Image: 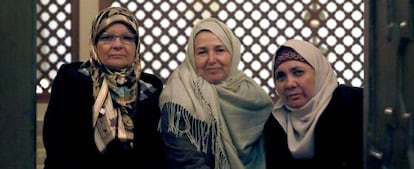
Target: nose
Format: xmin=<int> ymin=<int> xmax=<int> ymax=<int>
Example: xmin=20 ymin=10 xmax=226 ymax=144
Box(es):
xmin=206 ymin=52 xmax=217 ymax=64
xmin=112 ymin=37 xmax=123 ymax=48
xmin=285 ymin=76 xmax=297 ymax=89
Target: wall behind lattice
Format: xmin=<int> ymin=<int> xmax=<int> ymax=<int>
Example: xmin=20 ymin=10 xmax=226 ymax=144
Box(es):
xmin=110 ymin=0 xmax=364 ymax=98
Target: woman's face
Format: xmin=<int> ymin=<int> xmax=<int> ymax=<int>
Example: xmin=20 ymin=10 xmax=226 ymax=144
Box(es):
xmin=194 ymin=31 xmax=232 ymax=84
xmin=96 ymin=23 xmax=137 ymax=70
xmin=274 ymin=60 xmax=315 ymax=108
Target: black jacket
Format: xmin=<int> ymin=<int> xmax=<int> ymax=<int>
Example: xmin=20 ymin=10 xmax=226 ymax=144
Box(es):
xmin=43 ymin=62 xmax=167 ymax=169
xmin=264 ymin=85 xmax=363 ymax=169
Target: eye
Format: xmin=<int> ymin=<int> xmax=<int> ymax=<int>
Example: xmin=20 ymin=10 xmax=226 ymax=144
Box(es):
xmin=99 ymin=34 xmax=115 ymax=41
xmin=275 ymin=72 xmax=286 ymax=81
xmin=121 ymin=34 xmax=136 ymax=43
xmin=215 ymin=46 xmax=226 ymax=53
xmin=292 ymin=69 xmax=304 ymax=76
xmin=196 ymin=48 xmax=207 ymax=55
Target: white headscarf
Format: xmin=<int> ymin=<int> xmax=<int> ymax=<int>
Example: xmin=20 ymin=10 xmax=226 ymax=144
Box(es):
xmin=159 ymin=18 xmax=273 ymax=169
xmin=271 ymin=39 xmax=338 ymax=158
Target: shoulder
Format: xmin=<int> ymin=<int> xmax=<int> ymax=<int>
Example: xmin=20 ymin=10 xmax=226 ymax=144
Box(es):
xmin=335 ymin=84 xmax=363 ymax=94
xmin=56 ymin=62 xmax=88 ymax=78
xmin=325 ymin=84 xmax=363 ymax=117
xmin=318 ymin=84 xmax=363 ymax=131
xmin=54 ymin=62 xmax=90 ymax=83
xmin=58 ymin=62 xmax=83 ymax=72
xmin=332 ymin=84 xmax=363 ymax=103
xmin=140 ymin=72 xmax=163 ymax=91
xmin=321 ymin=84 xmax=363 ymax=119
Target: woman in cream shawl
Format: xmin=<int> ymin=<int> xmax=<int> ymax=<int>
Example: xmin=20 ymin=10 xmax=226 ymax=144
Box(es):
xmin=264 ymin=39 xmax=363 ymax=169
xmin=159 ymin=18 xmax=273 ymax=169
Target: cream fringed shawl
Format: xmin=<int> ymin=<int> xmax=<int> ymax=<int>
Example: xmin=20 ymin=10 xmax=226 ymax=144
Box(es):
xmin=159 ymin=18 xmax=273 ymax=169
xmin=271 ymin=39 xmax=338 ymax=159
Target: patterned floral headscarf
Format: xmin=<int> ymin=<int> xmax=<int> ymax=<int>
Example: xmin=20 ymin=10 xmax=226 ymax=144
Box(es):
xmin=79 ymin=6 xmax=141 ymax=152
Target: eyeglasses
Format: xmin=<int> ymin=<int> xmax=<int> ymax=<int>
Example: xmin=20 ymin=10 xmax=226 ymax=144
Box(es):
xmin=98 ymin=33 xmax=137 ymax=44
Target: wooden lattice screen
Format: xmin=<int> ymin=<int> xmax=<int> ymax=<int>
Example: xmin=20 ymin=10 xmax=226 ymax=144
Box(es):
xmin=36 ymin=0 xmax=364 ymax=101
xmin=36 ymin=0 xmax=79 ymax=102
xmin=106 ymin=0 xmax=365 ymax=99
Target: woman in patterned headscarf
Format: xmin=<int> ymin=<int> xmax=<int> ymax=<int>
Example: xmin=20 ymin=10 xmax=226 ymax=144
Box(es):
xmin=264 ymin=39 xmax=363 ymax=169
xmin=159 ymin=18 xmax=273 ymax=169
xmin=43 ymin=7 xmax=166 ymax=169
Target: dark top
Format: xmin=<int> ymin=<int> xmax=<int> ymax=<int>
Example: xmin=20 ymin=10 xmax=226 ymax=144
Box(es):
xmin=42 ymin=62 xmax=167 ymax=169
xmin=264 ymin=85 xmax=363 ymax=169
xmin=160 ymin=104 xmax=214 ymax=169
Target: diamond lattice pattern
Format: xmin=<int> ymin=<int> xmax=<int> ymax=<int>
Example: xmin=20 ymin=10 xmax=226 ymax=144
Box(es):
xmin=111 ymin=0 xmax=364 ymax=98
xmin=36 ymin=0 xmax=364 ymax=100
xmin=36 ymin=0 xmax=74 ymax=100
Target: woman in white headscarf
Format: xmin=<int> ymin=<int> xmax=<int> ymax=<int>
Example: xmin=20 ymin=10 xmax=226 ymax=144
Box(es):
xmin=159 ymin=18 xmax=273 ymax=169
xmin=42 ymin=7 xmax=166 ymax=169
xmin=264 ymin=39 xmax=363 ymax=169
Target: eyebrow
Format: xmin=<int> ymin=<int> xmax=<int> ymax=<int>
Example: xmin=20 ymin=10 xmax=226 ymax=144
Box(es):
xmin=101 ymin=32 xmax=135 ymax=35
xmin=275 ymin=65 xmax=304 ymax=72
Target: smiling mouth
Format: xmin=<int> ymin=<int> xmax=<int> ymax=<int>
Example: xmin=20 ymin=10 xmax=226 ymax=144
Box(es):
xmin=206 ymin=68 xmax=221 ymax=72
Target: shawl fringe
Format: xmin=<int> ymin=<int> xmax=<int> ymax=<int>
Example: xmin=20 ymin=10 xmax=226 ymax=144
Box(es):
xmin=161 ymin=102 xmax=230 ymax=169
